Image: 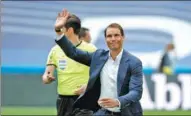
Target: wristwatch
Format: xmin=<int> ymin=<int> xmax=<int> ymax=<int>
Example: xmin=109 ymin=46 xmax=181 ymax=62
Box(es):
xmin=55 ymin=28 xmax=62 ymax=32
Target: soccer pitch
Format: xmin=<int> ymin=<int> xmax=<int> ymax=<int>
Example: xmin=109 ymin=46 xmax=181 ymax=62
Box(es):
xmin=1 ymin=107 xmax=191 ymax=115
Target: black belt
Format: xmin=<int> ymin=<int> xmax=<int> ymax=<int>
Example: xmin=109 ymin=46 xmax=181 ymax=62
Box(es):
xmin=58 ymin=94 xmax=79 ymax=98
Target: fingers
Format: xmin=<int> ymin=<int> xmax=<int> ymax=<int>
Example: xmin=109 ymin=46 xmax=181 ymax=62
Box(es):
xmin=98 ymin=101 xmax=112 ymax=108
xmin=47 ymin=72 xmax=55 ymax=81
xmin=98 ymin=102 xmax=115 ymax=108
xmin=75 ymin=86 xmax=82 ymax=93
xmin=62 ymin=9 xmax=67 ymax=16
xmin=98 ymin=98 xmax=110 ymax=101
xmin=60 ymin=10 xmax=65 ymax=17
xmin=56 ymin=9 xmax=70 ymax=22
xmin=42 ymin=76 xmax=54 ymax=84
xmin=74 ymin=86 xmax=85 ymax=95
xmin=62 ymin=9 xmax=68 ymax=16
xmin=74 ymin=90 xmax=81 ymax=95
xmin=74 ymin=90 xmax=79 ymax=95
xmin=98 ymin=99 xmax=109 ymax=106
xmin=48 ymin=76 xmax=55 ymax=81
xmin=55 ymin=8 xmax=70 ymax=30
xmin=60 ymin=9 xmax=70 ymax=17
xmin=58 ymin=13 xmax=61 ymax=17
xmin=98 ymin=98 xmax=117 ymax=108
xmin=56 ymin=13 xmax=61 ymax=20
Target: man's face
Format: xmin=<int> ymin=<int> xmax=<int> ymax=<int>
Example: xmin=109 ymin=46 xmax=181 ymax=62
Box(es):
xmin=105 ymin=27 xmax=124 ymax=51
xmin=62 ymin=27 xmax=72 ymax=38
xmin=84 ymin=31 xmax=91 ymax=43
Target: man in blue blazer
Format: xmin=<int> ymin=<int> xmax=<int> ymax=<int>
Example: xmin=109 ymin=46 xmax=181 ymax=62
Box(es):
xmin=54 ymin=9 xmax=143 ymax=116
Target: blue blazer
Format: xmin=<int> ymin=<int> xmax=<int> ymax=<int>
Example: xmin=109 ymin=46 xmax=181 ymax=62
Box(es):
xmin=56 ymin=36 xmax=143 ymax=116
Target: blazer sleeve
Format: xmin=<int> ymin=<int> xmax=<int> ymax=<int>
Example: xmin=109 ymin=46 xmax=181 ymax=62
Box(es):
xmin=55 ymin=35 xmax=94 ymax=66
xmin=118 ymin=60 xmax=143 ymax=109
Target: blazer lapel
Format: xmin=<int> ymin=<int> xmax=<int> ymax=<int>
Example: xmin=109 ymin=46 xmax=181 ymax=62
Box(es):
xmin=117 ymin=50 xmax=129 ymax=95
xmin=86 ymin=52 xmax=109 ymax=91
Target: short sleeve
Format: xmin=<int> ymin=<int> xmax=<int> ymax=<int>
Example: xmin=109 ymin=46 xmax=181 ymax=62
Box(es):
xmin=46 ymin=48 xmax=57 ymax=67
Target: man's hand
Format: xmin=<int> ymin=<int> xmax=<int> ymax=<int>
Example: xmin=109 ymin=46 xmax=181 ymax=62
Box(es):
xmin=74 ymin=84 xmax=87 ymax=95
xmin=55 ymin=9 xmax=70 ymax=30
xmin=98 ymin=98 xmax=119 ymax=108
xmin=42 ymin=72 xmax=55 ymax=84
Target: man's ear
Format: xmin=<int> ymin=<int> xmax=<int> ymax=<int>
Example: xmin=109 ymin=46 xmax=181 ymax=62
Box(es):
xmin=68 ymin=27 xmax=74 ymax=34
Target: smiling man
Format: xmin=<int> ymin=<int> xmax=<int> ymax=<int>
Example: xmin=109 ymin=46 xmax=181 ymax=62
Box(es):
xmin=55 ymin=9 xmax=143 ymax=116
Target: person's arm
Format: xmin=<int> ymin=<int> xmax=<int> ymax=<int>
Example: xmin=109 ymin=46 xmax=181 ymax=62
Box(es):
xmin=54 ymin=9 xmax=94 ymax=66
xmin=42 ymin=65 xmax=56 ymax=84
xmin=118 ymin=60 xmax=143 ymax=109
xmin=56 ymin=35 xmax=94 ymax=66
xmin=42 ymin=47 xmax=57 ymax=84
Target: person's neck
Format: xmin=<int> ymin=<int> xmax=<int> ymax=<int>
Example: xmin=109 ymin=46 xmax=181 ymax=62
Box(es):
xmin=110 ymin=48 xmax=122 ymax=60
xmin=69 ymin=35 xmax=81 ymax=46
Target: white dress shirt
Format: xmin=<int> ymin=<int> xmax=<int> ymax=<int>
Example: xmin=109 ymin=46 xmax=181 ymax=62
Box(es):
xmin=99 ymin=49 xmax=123 ymax=112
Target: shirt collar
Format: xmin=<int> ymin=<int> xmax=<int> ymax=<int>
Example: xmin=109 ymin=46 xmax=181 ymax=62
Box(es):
xmin=75 ymin=40 xmax=82 ymax=47
xmin=109 ymin=49 xmax=123 ymax=64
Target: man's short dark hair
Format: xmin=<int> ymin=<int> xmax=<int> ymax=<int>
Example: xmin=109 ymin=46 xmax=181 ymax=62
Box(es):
xmin=65 ymin=14 xmax=81 ymax=35
xmin=104 ymin=23 xmax=124 ymax=37
xmin=79 ymin=27 xmax=89 ymax=39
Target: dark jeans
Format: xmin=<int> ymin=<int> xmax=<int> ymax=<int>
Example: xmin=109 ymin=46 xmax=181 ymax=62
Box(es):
xmin=56 ymin=95 xmax=79 ymax=116
xmin=93 ymin=108 xmax=121 ymax=116
xmin=72 ymin=108 xmax=142 ymax=116
xmin=71 ymin=108 xmax=94 ymax=116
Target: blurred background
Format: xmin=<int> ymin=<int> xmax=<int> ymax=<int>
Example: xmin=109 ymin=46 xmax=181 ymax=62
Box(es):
xmin=1 ymin=1 xmax=191 ymax=115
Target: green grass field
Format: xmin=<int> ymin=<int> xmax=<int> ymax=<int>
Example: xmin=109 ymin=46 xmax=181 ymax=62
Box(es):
xmin=1 ymin=107 xmax=191 ymax=115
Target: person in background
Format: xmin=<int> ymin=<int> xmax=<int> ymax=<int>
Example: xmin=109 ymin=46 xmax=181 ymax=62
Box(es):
xmin=78 ymin=27 xmax=96 ymax=53
xmin=79 ymin=27 xmax=92 ymax=43
xmin=42 ymin=13 xmax=96 ymax=116
xmin=159 ymin=43 xmax=177 ymax=75
xmin=54 ymin=9 xmax=143 ymax=116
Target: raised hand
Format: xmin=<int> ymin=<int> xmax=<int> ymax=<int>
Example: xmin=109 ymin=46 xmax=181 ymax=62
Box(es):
xmin=55 ymin=9 xmax=70 ymax=30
